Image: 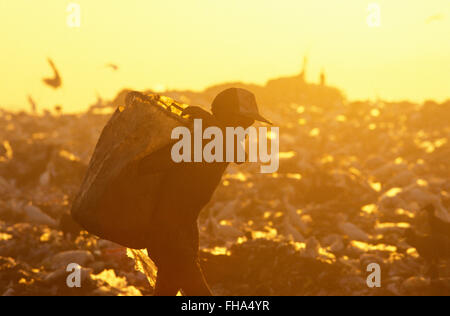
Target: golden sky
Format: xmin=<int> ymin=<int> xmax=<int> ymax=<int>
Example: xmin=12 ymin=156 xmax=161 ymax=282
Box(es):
xmin=1 ymin=0 xmax=449 ymax=112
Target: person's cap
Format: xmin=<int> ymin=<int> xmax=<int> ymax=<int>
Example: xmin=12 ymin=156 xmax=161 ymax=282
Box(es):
xmin=212 ymin=88 xmax=272 ymax=124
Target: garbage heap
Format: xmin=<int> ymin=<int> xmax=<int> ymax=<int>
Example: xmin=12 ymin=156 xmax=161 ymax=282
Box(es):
xmin=0 ymin=96 xmax=449 ymax=296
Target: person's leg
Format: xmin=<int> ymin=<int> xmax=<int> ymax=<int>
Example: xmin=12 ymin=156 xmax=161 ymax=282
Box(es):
xmin=179 ymin=260 xmax=212 ymax=296
xmin=148 ymin=211 xmax=212 ymax=296
xmin=149 ymin=245 xmax=212 ymax=296
xmin=179 ymin=223 xmax=212 ymax=296
xmin=153 ymin=264 xmax=181 ymax=296
xmin=152 ymin=256 xmax=211 ymax=296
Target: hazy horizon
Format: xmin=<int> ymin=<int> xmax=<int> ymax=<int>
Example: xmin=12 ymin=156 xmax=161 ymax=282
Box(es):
xmin=1 ymin=0 xmax=450 ymax=111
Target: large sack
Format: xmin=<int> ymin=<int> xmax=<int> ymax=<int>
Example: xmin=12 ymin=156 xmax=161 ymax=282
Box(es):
xmin=71 ymin=92 xmax=191 ymax=249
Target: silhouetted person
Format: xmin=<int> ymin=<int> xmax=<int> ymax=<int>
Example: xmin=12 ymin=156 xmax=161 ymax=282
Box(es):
xmin=55 ymin=105 xmax=62 ymax=114
xmin=42 ymin=58 xmax=62 ymax=89
xmin=299 ymin=55 xmax=308 ymax=81
xmin=320 ymin=69 xmax=326 ymax=86
xmin=138 ymin=88 xmax=270 ymax=295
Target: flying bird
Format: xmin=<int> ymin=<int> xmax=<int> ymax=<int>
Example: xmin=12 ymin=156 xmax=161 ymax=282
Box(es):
xmin=42 ymin=58 xmax=62 ymax=89
xmin=27 ymin=95 xmax=37 ymax=113
xmin=106 ymin=63 xmax=119 ymax=71
xmin=425 ymin=14 xmax=444 ymax=24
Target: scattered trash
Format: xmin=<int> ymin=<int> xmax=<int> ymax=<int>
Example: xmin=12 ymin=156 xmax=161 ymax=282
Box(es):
xmin=1 ymin=81 xmax=449 ymax=295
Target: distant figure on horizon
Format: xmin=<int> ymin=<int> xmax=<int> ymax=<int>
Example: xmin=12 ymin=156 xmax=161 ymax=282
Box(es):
xmin=42 ymin=58 xmax=62 ymax=89
xmin=299 ymin=55 xmax=308 ymax=81
xmin=54 ymin=105 xmax=63 ymax=114
xmin=320 ymin=69 xmax=326 ymax=86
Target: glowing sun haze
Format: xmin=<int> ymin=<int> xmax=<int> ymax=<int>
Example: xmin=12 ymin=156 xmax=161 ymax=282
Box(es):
xmin=1 ymin=0 xmax=449 ymax=111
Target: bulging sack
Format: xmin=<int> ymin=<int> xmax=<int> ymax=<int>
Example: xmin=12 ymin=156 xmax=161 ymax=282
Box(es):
xmin=71 ymin=92 xmax=191 ymax=249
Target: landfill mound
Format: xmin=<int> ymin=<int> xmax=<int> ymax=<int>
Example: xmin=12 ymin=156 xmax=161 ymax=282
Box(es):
xmin=1 ymin=92 xmax=450 ymax=296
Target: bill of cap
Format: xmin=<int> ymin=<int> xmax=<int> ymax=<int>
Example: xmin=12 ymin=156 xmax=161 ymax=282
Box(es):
xmin=242 ymin=112 xmax=273 ymax=125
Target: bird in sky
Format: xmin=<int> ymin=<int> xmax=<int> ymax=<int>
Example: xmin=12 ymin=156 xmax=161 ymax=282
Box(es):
xmin=42 ymin=58 xmax=62 ymax=89
xmin=425 ymin=14 xmax=444 ymax=24
xmin=27 ymin=95 xmax=37 ymax=113
xmin=105 ymin=63 xmax=119 ymax=71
